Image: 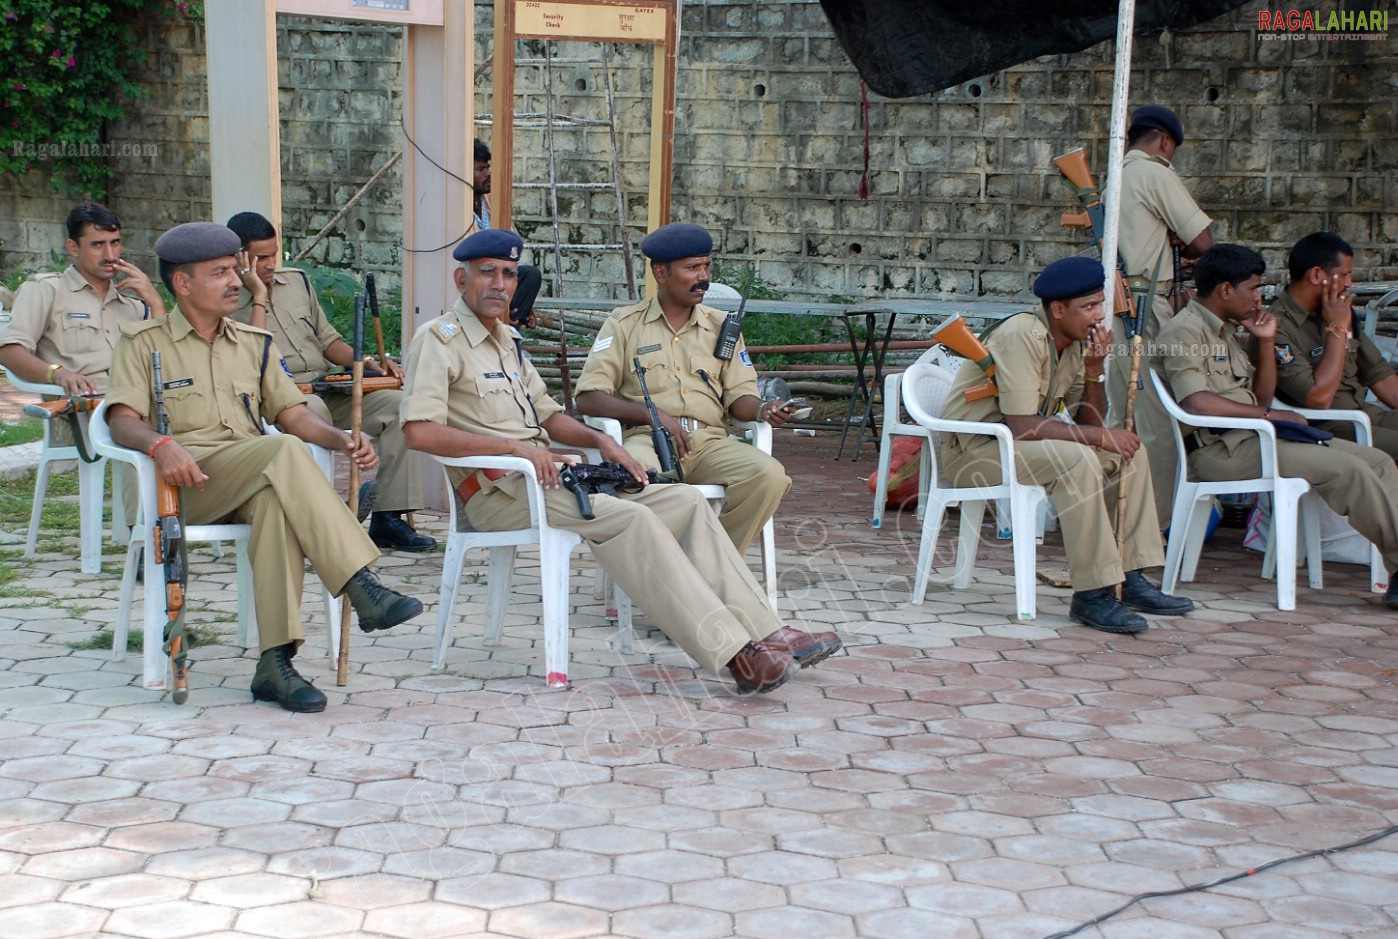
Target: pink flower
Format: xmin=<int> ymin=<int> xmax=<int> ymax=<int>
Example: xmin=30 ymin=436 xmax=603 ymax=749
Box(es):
xmin=12 ymin=83 xmax=25 ymax=90
xmin=66 ymin=58 xmax=75 ymax=68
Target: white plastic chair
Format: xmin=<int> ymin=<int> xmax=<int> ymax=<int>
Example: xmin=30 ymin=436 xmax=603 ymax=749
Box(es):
xmin=431 ymin=454 xmax=631 ymax=688
xmin=583 ymin=415 xmax=778 ymax=608
xmin=1265 ymin=399 xmax=1385 ymax=594
xmin=871 ymin=346 xmax=949 ymax=529
xmin=901 ymin=360 xmax=1049 ymax=619
xmin=5 ymin=368 xmax=123 ymax=574
xmin=1151 ymin=370 xmax=1321 ymax=611
xmin=90 ymin=401 xmax=342 ymax=693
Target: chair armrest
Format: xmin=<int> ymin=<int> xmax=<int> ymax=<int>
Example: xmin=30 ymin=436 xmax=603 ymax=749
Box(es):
xmin=581 ymin=414 xmax=624 ymax=445
xmin=1268 ymin=399 xmax=1372 ymax=447
xmin=3 ymin=367 xmax=63 ymax=398
xmin=727 ymin=418 xmax=772 ymax=454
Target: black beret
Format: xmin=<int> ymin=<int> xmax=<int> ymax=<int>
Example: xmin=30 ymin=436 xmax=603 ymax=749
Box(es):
xmin=640 ymin=223 xmax=712 ymax=263
xmin=153 ymin=223 xmax=243 ymax=264
xmin=1033 ymin=256 xmax=1106 ymax=302
xmin=1130 ymin=104 xmax=1184 ymax=146
xmin=453 ymin=229 xmax=524 ymax=263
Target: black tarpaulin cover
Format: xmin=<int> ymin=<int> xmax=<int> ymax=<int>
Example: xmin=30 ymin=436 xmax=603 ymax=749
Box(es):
xmin=817 ymin=0 xmax=1252 ymax=98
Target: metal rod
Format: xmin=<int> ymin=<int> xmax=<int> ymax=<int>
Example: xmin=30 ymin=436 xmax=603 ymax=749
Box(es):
xmin=601 ymin=43 xmax=639 ymax=301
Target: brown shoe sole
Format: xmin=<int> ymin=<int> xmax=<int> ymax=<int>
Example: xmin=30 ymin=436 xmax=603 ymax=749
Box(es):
xmin=732 ymin=660 xmax=799 ymax=695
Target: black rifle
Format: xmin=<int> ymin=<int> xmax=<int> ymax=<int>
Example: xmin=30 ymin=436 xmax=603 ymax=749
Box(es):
xmin=151 ymin=351 xmax=190 ymax=704
xmin=559 ymin=462 xmax=660 ymax=520
xmin=713 ymin=268 xmax=753 ymax=360
xmin=632 ymin=357 xmax=683 ymax=482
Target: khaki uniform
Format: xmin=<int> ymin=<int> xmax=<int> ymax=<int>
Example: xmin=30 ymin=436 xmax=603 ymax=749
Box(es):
xmin=1 ymin=266 xmax=149 ymax=500
xmin=234 ymin=269 xmax=422 ymax=513
xmin=400 ymin=298 xmax=782 ymax=674
xmin=1156 ymin=301 xmax=1398 ymax=572
xmin=1110 ymin=149 xmax=1213 ymax=529
xmin=106 ymin=306 xmax=379 ymax=653
xmin=941 ymin=311 xmax=1163 ymax=592
xmin=1269 ymin=290 xmax=1398 ymax=460
xmin=575 ymin=296 xmax=790 ymax=554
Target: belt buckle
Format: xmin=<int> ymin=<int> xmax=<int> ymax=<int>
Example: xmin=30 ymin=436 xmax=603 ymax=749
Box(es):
xmin=680 ymin=417 xmax=696 ymax=433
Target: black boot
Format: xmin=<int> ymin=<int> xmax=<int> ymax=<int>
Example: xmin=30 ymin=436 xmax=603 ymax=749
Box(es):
xmin=369 ymin=512 xmax=437 ymax=553
xmin=251 ymin=644 xmax=327 ymax=713
xmin=356 ymin=480 xmax=377 ymax=523
xmin=1384 ymin=571 xmax=1398 ymax=608
xmin=1069 ymin=587 xmax=1149 ymax=634
xmin=344 ymin=566 xmax=424 ymax=633
xmin=1121 ymin=570 xmax=1194 ymax=615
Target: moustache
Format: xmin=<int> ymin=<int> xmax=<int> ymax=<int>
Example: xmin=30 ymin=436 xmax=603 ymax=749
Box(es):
xmin=691 ymin=280 xmax=710 ymax=293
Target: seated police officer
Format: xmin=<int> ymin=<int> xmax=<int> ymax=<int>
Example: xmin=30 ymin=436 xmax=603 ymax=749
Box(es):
xmin=225 ymin=211 xmax=435 ymax=553
xmin=105 ymin=222 xmax=424 ymax=712
xmin=400 ymin=229 xmax=841 ymax=694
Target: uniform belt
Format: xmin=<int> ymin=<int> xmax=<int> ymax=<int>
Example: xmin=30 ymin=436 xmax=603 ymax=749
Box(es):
xmin=678 ymin=417 xmax=706 ymax=433
xmin=1183 ymin=429 xmax=1218 ymax=455
xmin=1126 ymin=275 xmax=1175 ymax=296
xmin=455 ymin=468 xmax=509 ymax=505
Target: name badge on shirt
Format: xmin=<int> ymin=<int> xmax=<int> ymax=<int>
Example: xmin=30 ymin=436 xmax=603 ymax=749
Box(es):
xmin=482 ymin=371 xmax=506 ymax=380
xmin=636 ymin=343 xmax=662 ymax=355
xmin=163 ymin=378 xmax=194 ymax=390
xmin=1309 ymin=346 xmax=1325 ymax=359
xmin=65 ymin=312 xmax=91 ymax=319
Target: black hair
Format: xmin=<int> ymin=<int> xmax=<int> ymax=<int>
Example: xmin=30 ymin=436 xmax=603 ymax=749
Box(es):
xmin=66 ymin=202 xmax=120 ymax=242
xmin=226 ymin=211 xmax=278 ymax=247
xmin=157 ymin=260 xmax=194 ymax=296
xmin=474 ymin=139 xmax=491 ymax=163
xmin=1194 ymin=244 xmax=1266 ymax=297
xmin=1127 ymin=125 xmax=1165 ymax=147
xmin=1287 ymin=232 xmax=1352 ymax=283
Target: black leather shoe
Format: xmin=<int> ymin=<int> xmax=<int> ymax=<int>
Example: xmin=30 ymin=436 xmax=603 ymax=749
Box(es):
xmin=1384 ymin=571 xmax=1398 ymax=608
xmin=356 ymin=481 xmax=377 ymax=523
xmin=369 ymin=512 xmax=437 ymax=553
xmin=344 ymin=566 xmax=424 ymax=633
xmin=1121 ymin=570 xmax=1194 ymax=616
xmin=1069 ymin=588 xmax=1149 ymax=635
xmin=251 ymin=644 xmax=327 ymax=713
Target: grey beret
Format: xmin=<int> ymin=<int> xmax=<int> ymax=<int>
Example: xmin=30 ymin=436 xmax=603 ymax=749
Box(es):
xmin=154 ymin=222 xmax=243 ymax=264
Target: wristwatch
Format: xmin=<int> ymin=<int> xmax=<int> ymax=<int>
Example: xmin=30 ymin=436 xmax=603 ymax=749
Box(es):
xmin=1085 ymin=372 xmax=1106 ymax=383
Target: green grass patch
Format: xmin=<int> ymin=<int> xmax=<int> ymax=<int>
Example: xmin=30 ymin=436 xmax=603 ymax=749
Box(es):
xmin=0 ymin=465 xmax=84 ymax=530
xmin=67 ymin=623 xmax=226 ymax=653
xmin=0 ymin=420 xmax=46 ymax=448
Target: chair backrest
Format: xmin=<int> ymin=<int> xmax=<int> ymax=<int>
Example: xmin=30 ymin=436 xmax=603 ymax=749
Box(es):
xmin=922 ymin=344 xmax=962 ymax=376
xmin=1148 ymin=368 xmax=1194 ymax=483
xmin=902 ymin=360 xmax=956 ymax=429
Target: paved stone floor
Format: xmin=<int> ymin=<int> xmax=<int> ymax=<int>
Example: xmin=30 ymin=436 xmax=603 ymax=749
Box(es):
xmin=0 ymin=420 xmax=1394 ymax=938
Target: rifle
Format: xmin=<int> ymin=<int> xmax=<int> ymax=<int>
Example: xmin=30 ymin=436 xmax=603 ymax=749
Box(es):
xmin=151 ymin=351 xmax=190 ymax=705
xmin=632 ymin=357 xmax=683 ymax=482
xmin=22 ymin=394 xmax=102 ymax=420
xmin=364 ymin=272 xmax=402 ymax=390
xmin=930 ymin=314 xmax=1000 ymax=402
xmin=713 ymin=268 xmax=753 ymax=360
xmin=337 ymin=292 xmax=367 ymax=686
xmin=559 ymin=461 xmax=658 ymax=520
xmin=298 ymin=374 xmax=401 ymax=396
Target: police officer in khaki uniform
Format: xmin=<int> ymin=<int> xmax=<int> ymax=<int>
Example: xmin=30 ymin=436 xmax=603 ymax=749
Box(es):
xmin=400 ymin=229 xmax=841 ymax=694
xmin=224 ymin=212 xmax=434 ymax=553
xmin=105 ymin=222 xmax=424 ymax=712
xmin=1155 ymin=244 xmax=1398 ymax=608
xmin=941 ymin=256 xmax=1193 ymax=634
xmin=1110 ymin=105 xmax=1215 ymax=530
xmin=1269 ymin=232 xmax=1398 ymax=460
xmin=0 ymin=202 xmax=164 ymax=394
xmin=574 ymin=223 xmax=793 ymax=556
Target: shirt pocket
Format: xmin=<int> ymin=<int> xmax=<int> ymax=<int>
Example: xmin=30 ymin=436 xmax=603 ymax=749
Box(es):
xmin=158 ymin=385 xmax=206 ymax=437
xmin=472 ymin=375 xmax=518 ymax=424
xmin=232 ymin=379 xmax=265 ymax=432
xmin=58 ymin=313 xmax=103 ymax=355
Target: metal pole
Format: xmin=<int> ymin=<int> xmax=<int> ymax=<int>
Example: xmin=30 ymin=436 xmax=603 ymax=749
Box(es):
xmin=1100 ymin=0 xmax=1137 ymax=319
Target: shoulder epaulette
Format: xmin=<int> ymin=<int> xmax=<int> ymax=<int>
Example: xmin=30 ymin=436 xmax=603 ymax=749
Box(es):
xmin=432 ymin=318 xmax=461 ymax=344
xmin=122 ymin=318 xmax=165 ymax=337
xmin=227 ymin=319 xmax=273 ymax=339
xmin=608 ymin=302 xmax=646 ymax=322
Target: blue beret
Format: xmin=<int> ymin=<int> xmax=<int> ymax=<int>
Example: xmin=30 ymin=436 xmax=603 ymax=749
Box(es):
xmin=1130 ymin=104 xmax=1184 ymax=146
xmin=454 ymin=229 xmax=524 ymax=263
xmin=1033 ymin=257 xmax=1106 ymax=302
xmin=640 ymin=223 xmax=712 ymax=263
xmin=153 ymin=223 xmax=243 ymax=264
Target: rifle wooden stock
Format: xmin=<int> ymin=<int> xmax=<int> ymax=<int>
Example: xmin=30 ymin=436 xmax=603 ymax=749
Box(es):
xmin=22 ymin=395 xmax=102 ymax=420
xmin=151 ymin=351 xmax=189 ymax=705
xmin=930 ymin=314 xmax=998 ymax=402
xmin=298 ymin=375 xmax=401 ymax=395
xmin=1060 ymin=211 xmax=1090 ymax=229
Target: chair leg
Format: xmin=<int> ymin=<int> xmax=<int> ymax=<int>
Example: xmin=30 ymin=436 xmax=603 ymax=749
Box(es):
xmin=77 ymin=456 xmax=106 ymax=574
xmin=1300 ymin=495 xmax=1324 ymax=591
xmin=323 ymin=588 xmax=342 ymax=667
xmin=483 ymin=547 xmax=517 ymax=645
xmin=872 ymin=431 xmax=895 ymax=528
xmin=1008 ymin=491 xmax=1041 ymax=620
xmin=1178 ymin=496 xmax=1216 ymax=584
xmin=614 ymin=584 xmax=634 ymax=654
xmin=141 ymin=534 xmax=167 ymax=691
xmin=234 ymin=542 xmax=256 ymax=649
xmin=1162 ymin=489 xmax=1200 ymax=595
xmin=433 ymin=534 xmax=472 ymax=670
xmin=911 ymin=501 xmax=951 ymax=605
xmin=25 ymin=454 xmax=52 ymax=558
xmin=1371 ymin=544 xmax=1387 ymax=594
xmin=1273 ymin=481 xmax=1308 ymax=611
xmin=538 ymin=533 xmax=576 ymax=688
xmin=761 ymin=517 xmax=777 ymax=610
xmin=953 ymin=500 xmax=986 ymax=589
xmin=112 ymin=539 xmax=142 ymax=663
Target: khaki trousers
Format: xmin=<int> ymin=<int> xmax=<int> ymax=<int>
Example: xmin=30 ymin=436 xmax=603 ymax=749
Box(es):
xmin=623 ymin=425 xmax=790 ymax=555
xmin=1190 ymin=433 xmax=1398 ymax=571
xmin=1317 ymin=405 xmax=1398 ymax=465
xmin=464 ymin=476 xmax=779 ymax=673
xmin=943 ymin=437 xmax=1164 ymax=592
xmin=305 ymin=389 xmax=423 ymax=513
xmin=1108 ymin=293 xmax=1176 ymax=531
xmin=183 ymin=434 xmax=379 ymax=653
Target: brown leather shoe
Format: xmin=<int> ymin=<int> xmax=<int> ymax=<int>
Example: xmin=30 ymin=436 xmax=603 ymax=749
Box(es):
xmin=759 ymin=627 xmax=843 ymax=668
xmin=726 ymin=642 xmax=797 ymax=694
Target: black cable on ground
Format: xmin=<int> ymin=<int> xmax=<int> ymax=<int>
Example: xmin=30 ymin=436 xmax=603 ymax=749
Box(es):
xmin=1042 ymin=824 xmax=1398 ymax=939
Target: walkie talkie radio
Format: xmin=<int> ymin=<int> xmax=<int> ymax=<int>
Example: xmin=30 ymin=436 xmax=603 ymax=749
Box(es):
xmin=713 ymin=269 xmax=753 ymax=361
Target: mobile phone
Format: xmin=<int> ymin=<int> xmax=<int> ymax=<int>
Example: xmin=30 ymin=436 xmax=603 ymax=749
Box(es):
xmin=781 ymin=397 xmax=807 ymax=409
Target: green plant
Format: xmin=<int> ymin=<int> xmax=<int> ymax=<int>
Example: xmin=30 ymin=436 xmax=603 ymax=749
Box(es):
xmin=0 ymin=418 xmax=45 ymax=448
xmin=0 ymin=1 xmax=203 ymax=197
xmin=288 ymin=263 xmax=403 ymax=358
xmin=66 ymin=622 xmax=222 ymax=653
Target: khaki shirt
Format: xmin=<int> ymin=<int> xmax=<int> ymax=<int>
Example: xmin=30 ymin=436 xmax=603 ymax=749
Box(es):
xmin=0 ymin=266 xmax=150 ymax=390
xmin=941 ymin=311 xmax=1087 ymax=451
xmin=1269 ymin=290 xmax=1392 ymax=411
xmin=1117 ymin=150 xmax=1211 ymax=287
xmin=1154 ymin=299 xmax=1253 ymax=434
xmin=232 ymin=268 xmax=340 ymax=384
xmin=400 ymin=298 xmax=564 ymax=489
xmin=575 ymin=296 xmax=760 ymax=431
xmin=106 ymin=306 xmax=307 ymax=459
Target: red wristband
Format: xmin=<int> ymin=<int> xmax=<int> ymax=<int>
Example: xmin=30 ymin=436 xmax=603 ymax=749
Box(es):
xmin=148 ymin=435 xmax=174 ymax=460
